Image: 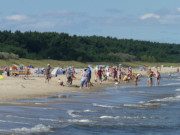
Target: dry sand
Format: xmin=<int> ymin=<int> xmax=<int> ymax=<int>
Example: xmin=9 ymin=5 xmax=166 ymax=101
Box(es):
xmin=0 ymin=67 xmax=177 ymax=102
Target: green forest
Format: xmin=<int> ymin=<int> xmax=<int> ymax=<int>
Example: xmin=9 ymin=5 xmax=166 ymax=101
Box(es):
xmin=0 ymin=30 xmax=180 ymax=62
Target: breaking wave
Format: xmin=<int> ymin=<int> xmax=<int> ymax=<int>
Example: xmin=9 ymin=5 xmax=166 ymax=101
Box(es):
xmin=67 ymin=110 xmax=82 ymax=118
xmin=68 ymin=119 xmax=95 ymax=123
xmin=100 ymin=116 xmax=151 ymax=119
xmin=11 ymin=124 xmax=52 ymax=134
xmin=93 ymin=103 xmax=121 ymax=109
xmin=148 ymin=95 xmax=180 ymax=102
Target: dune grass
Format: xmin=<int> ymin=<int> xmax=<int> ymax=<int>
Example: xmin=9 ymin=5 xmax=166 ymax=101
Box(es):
xmin=0 ymin=58 xmax=180 ymax=68
xmin=0 ymin=59 xmax=88 ymax=68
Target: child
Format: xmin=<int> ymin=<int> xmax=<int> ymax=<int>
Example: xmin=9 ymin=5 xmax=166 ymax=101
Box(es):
xmin=57 ymin=78 xmax=64 ymax=86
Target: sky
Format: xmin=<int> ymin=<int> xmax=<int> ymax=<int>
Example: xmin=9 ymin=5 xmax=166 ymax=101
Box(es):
xmin=0 ymin=0 xmax=180 ymax=44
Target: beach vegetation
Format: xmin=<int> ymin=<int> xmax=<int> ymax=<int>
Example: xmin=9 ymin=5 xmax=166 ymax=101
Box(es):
xmin=0 ymin=30 xmax=180 ymax=62
xmin=0 ymin=52 xmax=19 ymax=60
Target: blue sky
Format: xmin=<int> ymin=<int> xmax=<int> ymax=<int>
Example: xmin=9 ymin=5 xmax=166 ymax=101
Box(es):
xmin=0 ymin=0 xmax=180 ymax=43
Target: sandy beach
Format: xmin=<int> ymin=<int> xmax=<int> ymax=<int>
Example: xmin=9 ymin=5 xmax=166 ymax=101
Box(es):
xmin=0 ymin=68 xmax=113 ymax=102
xmin=0 ymin=66 xmax=178 ymax=102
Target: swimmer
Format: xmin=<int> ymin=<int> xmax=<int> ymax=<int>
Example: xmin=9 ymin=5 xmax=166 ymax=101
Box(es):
xmin=114 ymin=80 xmax=120 ymax=88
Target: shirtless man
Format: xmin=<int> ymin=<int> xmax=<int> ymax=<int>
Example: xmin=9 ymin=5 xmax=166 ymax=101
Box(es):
xmin=66 ymin=68 xmax=72 ymax=86
xmin=25 ymin=66 xmax=30 ymax=79
xmin=45 ymin=64 xmax=51 ymax=84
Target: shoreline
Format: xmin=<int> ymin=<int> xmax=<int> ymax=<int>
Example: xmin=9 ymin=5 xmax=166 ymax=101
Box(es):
xmin=0 ymin=74 xmax=132 ymax=102
xmin=0 ymin=67 xmax=177 ymax=102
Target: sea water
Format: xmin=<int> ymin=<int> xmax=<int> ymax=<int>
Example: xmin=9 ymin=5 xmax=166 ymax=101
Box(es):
xmin=0 ymin=73 xmax=180 ymax=135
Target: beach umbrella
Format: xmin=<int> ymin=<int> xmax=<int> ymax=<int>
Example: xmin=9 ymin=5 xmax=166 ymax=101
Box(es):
xmin=51 ymin=67 xmax=63 ymax=76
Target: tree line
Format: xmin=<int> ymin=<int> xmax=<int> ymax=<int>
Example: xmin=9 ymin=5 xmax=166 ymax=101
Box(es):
xmin=0 ymin=30 xmax=180 ymax=62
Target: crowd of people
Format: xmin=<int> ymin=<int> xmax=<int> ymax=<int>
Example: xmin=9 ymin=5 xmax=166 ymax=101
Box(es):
xmin=44 ymin=64 xmax=134 ymax=89
xmin=42 ymin=63 xmax=165 ymax=89
xmin=1 ymin=63 xmax=173 ymax=89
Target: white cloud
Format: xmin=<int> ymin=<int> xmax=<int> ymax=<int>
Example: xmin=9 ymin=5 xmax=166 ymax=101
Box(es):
xmin=139 ymin=8 xmax=180 ymax=25
xmin=6 ymin=14 xmax=28 ymax=21
xmin=140 ymin=13 xmax=160 ymax=20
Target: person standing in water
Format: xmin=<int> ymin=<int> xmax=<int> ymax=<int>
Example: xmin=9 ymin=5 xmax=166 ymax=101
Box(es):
xmin=155 ymin=69 xmax=160 ymax=86
xmin=133 ymin=73 xmax=140 ymax=88
xmin=147 ymin=69 xmax=154 ymax=87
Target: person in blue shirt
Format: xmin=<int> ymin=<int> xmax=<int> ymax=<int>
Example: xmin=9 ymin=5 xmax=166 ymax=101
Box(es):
xmin=87 ymin=67 xmax=92 ymax=89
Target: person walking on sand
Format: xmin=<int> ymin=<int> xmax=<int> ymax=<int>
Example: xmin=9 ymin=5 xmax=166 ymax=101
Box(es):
xmin=113 ymin=68 xmax=117 ymax=80
xmin=87 ymin=67 xmax=92 ymax=89
xmin=66 ymin=68 xmax=72 ymax=86
xmin=6 ymin=66 xmax=10 ymax=77
xmin=25 ymin=66 xmax=30 ymax=79
xmin=176 ymin=68 xmax=179 ymax=73
xmin=117 ymin=68 xmax=121 ymax=82
xmin=80 ymin=69 xmax=88 ymax=89
xmin=45 ymin=64 xmax=51 ymax=84
xmin=97 ymin=68 xmax=103 ymax=84
xmin=155 ymin=69 xmax=160 ymax=86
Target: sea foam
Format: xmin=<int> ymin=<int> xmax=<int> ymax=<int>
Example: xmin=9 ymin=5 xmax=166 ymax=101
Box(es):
xmin=83 ymin=109 xmax=97 ymax=112
xmin=68 ymin=119 xmax=94 ymax=123
xmin=149 ymin=95 xmax=180 ymax=102
xmin=100 ymin=115 xmax=151 ymax=119
xmin=11 ymin=124 xmax=52 ymax=134
xmin=67 ymin=110 xmax=82 ymax=118
xmin=175 ymin=89 xmax=180 ymax=91
xmin=0 ymin=120 xmax=29 ymax=125
xmin=6 ymin=115 xmax=59 ymax=122
xmin=93 ymin=103 xmax=121 ymax=109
